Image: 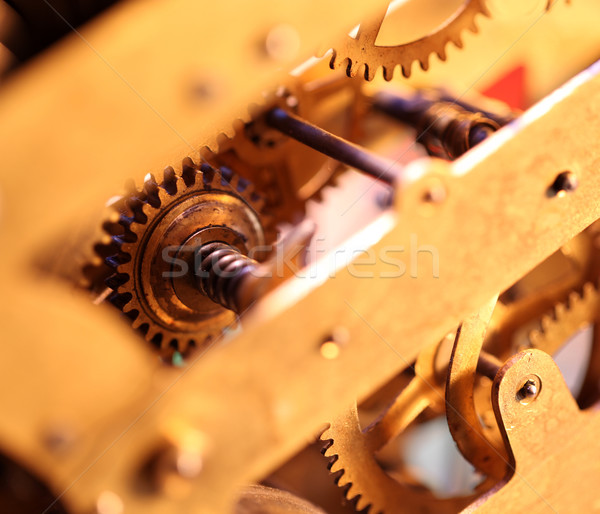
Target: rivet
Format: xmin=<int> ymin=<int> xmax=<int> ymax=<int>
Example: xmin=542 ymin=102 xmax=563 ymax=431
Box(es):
xmin=548 ymin=171 xmax=578 ymax=197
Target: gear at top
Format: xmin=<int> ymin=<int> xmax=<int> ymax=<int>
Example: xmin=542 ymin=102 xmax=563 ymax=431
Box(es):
xmin=327 ymin=0 xmax=566 ymax=81
xmin=327 ymin=0 xmax=490 ymax=81
xmin=102 ymin=158 xmax=272 ymax=357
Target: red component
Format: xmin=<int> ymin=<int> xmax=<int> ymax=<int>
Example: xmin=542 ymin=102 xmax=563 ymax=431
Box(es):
xmin=482 ymin=65 xmax=527 ymax=110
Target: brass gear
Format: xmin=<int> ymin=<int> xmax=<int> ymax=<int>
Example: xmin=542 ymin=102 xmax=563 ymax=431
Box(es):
xmin=527 ymin=281 xmax=600 ymax=408
xmin=320 ymin=342 xmax=481 ymax=514
xmin=103 ymin=159 xmax=272 ymax=356
xmin=327 ymin=0 xmax=566 ymax=81
xmin=321 ymin=281 xmax=597 ymax=514
xmin=327 ymin=0 xmax=490 ymax=81
xmin=528 ymin=281 xmax=600 ymax=354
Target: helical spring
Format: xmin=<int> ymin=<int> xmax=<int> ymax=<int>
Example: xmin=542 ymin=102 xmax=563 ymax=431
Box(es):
xmin=195 ymin=242 xmax=258 ymax=312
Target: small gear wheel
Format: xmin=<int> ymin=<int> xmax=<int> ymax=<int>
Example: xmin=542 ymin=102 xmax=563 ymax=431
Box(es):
xmin=103 ymin=158 xmax=272 ymax=356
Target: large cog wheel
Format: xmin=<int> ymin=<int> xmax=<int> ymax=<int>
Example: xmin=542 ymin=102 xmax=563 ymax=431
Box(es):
xmin=327 ymin=0 xmax=566 ymax=81
xmin=103 ymin=159 xmax=272 ymax=356
xmin=320 ymin=342 xmax=483 ymax=513
xmin=328 ymin=0 xmax=490 ymax=81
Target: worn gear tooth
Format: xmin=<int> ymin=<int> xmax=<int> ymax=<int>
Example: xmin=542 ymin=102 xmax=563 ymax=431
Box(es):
xmin=567 ymin=290 xmax=581 ymax=309
xmin=143 ymin=173 xmax=161 ymax=208
xmin=419 ymin=56 xmax=430 ymax=72
xmin=126 ymin=197 xmax=148 ymax=224
xmin=105 ymin=273 xmax=129 ymax=290
xmin=181 ymin=157 xmax=198 ymax=187
xmin=103 ymin=219 xmax=123 ymax=237
xmin=345 ymin=484 xmax=359 ymax=502
xmin=554 ymin=302 xmax=567 ymax=320
xmin=583 ymin=282 xmax=595 ymax=299
xmin=353 ymin=493 xmax=372 ymax=513
xmin=216 ymin=131 xmax=233 ymax=148
xmin=109 ymin=292 xmax=132 ymax=310
xmin=540 ymin=314 xmax=553 ymax=333
xmin=220 ymin=166 xmax=234 ymax=185
xmin=322 ymin=443 xmax=336 ymax=459
xmin=328 ymin=456 xmax=344 ymax=475
xmin=200 ymin=163 xmax=217 ymax=188
xmin=162 ymin=166 xmax=178 ymax=195
xmin=452 ymin=37 xmax=464 ymax=50
xmin=236 ymin=176 xmax=250 ymax=193
xmin=345 ymin=59 xmax=362 ymax=78
xmin=382 ymin=66 xmax=395 ymax=81
xmin=130 ymin=313 xmax=146 ymax=330
xmin=437 ymin=45 xmax=448 ymax=61
xmin=363 ymin=63 xmax=376 ymax=82
xmin=105 ymin=254 xmax=130 ymax=268
xmin=335 ymin=468 xmax=349 ymax=487
xmin=112 ymin=231 xmax=137 ymax=246
xmin=157 ymin=187 xmax=171 ymax=205
xmin=401 ymin=63 xmax=412 ymax=78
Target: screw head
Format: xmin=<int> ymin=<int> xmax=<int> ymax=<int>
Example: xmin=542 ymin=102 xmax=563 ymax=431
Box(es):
xmin=549 ymin=171 xmax=578 ymax=197
xmin=516 ymin=375 xmax=541 ymax=404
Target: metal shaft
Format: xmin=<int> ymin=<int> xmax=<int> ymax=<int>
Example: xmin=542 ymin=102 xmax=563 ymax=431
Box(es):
xmin=266 ymin=108 xmax=398 ymax=185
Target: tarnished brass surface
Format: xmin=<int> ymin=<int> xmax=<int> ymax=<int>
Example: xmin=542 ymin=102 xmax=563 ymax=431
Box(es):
xmin=1 ymin=1 xmax=600 ymax=512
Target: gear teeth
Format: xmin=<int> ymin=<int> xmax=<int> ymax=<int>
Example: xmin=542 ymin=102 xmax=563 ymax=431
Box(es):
xmin=162 ymin=166 xmax=178 ymax=195
xmin=382 ymin=66 xmax=394 ymax=81
xmin=201 ymin=163 xmax=217 ymax=188
xmin=568 ymin=289 xmax=581 ymax=308
xmin=108 ymin=291 xmax=131 ymax=310
xmin=452 ymin=36 xmax=464 ymax=50
xmin=363 ymin=64 xmax=376 ymax=82
xmin=98 ymin=160 xmax=269 ymax=358
xmin=554 ymin=302 xmax=567 ymax=320
xmin=181 ymin=157 xmax=198 ymax=187
xmin=583 ymin=282 xmax=595 ymax=299
xmin=220 ymin=166 xmax=234 ymax=184
xmin=105 ymin=254 xmax=130 ymax=268
xmin=105 ymin=273 xmax=129 ymax=290
xmin=157 ymin=187 xmax=171 ymax=205
xmin=130 ymin=313 xmax=145 ymax=330
xmin=143 ymin=173 xmax=161 ymax=208
xmin=353 ymin=493 xmax=372 ymax=513
xmin=528 ymin=281 xmax=600 ymax=354
xmin=126 ymin=197 xmax=147 ymax=224
xmin=540 ymin=314 xmax=553 ymax=333
xmin=328 ymin=0 xmax=488 ymax=81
